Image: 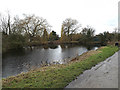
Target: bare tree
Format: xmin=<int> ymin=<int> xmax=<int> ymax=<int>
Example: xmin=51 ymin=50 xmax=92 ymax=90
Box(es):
xmin=1 ymin=17 xmax=8 ymax=35
xmin=22 ymin=15 xmax=49 ymax=34
xmin=12 ymin=15 xmax=24 ymax=34
xmin=7 ymin=12 xmax=11 ymax=34
xmin=0 ymin=12 xmax=12 ymax=35
xmin=80 ymin=26 xmax=95 ymax=44
xmin=19 ymin=14 xmax=51 ymax=42
xmin=62 ymin=18 xmax=80 ymax=35
xmin=81 ymin=26 xmax=95 ymax=37
xmin=61 ymin=18 xmax=81 ymax=41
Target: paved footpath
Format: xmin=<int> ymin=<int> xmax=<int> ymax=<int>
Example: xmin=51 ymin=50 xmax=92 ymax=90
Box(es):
xmin=66 ymin=51 xmax=119 ymax=88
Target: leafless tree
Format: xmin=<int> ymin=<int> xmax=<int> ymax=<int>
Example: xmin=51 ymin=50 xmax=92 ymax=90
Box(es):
xmin=0 ymin=16 xmax=8 ymax=35
xmin=0 ymin=12 xmax=12 ymax=35
xmin=12 ymin=15 xmax=24 ymax=34
xmin=61 ymin=18 xmax=81 ymax=41
xmin=7 ymin=13 xmax=11 ymax=34
xmin=19 ymin=14 xmax=51 ymax=41
xmin=62 ymin=18 xmax=81 ymax=36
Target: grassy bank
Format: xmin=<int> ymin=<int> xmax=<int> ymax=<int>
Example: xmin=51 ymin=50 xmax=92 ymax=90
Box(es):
xmin=2 ymin=45 xmax=119 ymax=88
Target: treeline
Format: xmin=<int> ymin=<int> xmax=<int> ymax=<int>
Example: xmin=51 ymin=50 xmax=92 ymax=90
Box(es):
xmin=60 ymin=18 xmax=119 ymax=45
xmin=0 ymin=13 xmax=119 ymax=52
xmin=61 ymin=18 xmax=95 ymax=44
xmin=1 ymin=14 xmax=59 ymax=52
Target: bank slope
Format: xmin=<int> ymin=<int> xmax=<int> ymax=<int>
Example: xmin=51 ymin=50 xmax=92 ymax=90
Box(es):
xmin=2 ymin=45 xmax=119 ymax=88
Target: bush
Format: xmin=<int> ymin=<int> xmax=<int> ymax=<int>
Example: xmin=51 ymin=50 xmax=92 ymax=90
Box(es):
xmin=2 ymin=34 xmax=26 ymax=51
xmin=8 ymin=34 xmax=26 ymax=49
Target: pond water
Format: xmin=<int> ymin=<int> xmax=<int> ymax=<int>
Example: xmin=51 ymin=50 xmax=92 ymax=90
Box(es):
xmin=2 ymin=44 xmax=98 ymax=78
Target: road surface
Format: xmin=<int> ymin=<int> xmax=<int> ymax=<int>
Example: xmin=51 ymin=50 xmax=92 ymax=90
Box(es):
xmin=66 ymin=51 xmax=119 ymax=88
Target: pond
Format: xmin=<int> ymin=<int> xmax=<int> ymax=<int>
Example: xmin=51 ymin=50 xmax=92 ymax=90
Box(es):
xmin=2 ymin=44 xmax=99 ymax=78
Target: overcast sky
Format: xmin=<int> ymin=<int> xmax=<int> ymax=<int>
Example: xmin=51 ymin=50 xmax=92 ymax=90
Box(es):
xmin=0 ymin=0 xmax=119 ymax=36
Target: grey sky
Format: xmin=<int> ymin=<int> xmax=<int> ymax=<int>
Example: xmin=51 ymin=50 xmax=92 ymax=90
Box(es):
xmin=0 ymin=0 xmax=119 ymax=36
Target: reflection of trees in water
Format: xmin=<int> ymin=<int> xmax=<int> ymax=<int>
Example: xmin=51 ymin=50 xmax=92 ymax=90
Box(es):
xmin=3 ymin=48 xmax=25 ymax=58
xmin=49 ymin=44 xmax=58 ymax=49
xmin=60 ymin=44 xmax=66 ymax=48
xmin=24 ymin=44 xmax=58 ymax=50
xmin=43 ymin=45 xmax=49 ymax=49
xmin=86 ymin=45 xmax=93 ymax=50
xmin=25 ymin=43 xmax=101 ymax=51
xmin=67 ymin=44 xmax=79 ymax=48
xmin=60 ymin=44 xmax=79 ymax=49
xmin=84 ymin=44 xmax=101 ymax=50
xmin=24 ymin=46 xmax=43 ymax=51
xmin=43 ymin=44 xmax=58 ymax=49
xmin=29 ymin=46 xmax=34 ymax=51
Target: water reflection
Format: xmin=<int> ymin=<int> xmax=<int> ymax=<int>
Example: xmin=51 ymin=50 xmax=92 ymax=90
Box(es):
xmin=43 ymin=44 xmax=58 ymax=49
xmin=2 ymin=44 xmax=98 ymax=78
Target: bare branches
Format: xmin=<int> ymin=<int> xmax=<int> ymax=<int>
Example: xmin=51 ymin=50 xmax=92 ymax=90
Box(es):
xmin=62 ymin=18 xmax=81 ymax=35
xmin=61 ymin=18 xmax=81 ymax=41
xmin=0 ymin=16 xmax=8 ymax=35
xmin=0 ymin=12 xmax=12 ymax=35
xmin=14 ymin=14 xmax=51 ymax=42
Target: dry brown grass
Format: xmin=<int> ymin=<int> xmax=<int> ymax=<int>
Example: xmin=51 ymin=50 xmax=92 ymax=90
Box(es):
xmin=70 ymin=49 xmax=102 ymax=63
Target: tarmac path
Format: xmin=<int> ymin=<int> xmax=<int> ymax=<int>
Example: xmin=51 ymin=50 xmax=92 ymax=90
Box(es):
xmin=66 ymin=51 xmax=119 ymax=88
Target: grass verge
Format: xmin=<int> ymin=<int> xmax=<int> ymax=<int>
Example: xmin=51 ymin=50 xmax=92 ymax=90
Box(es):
xmin=2 ymin=45 xmax=119 ymax=88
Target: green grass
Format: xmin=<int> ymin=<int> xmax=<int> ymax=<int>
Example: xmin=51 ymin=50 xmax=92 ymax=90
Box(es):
xmin=2 ymin=45 xmax=119 ymax=88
